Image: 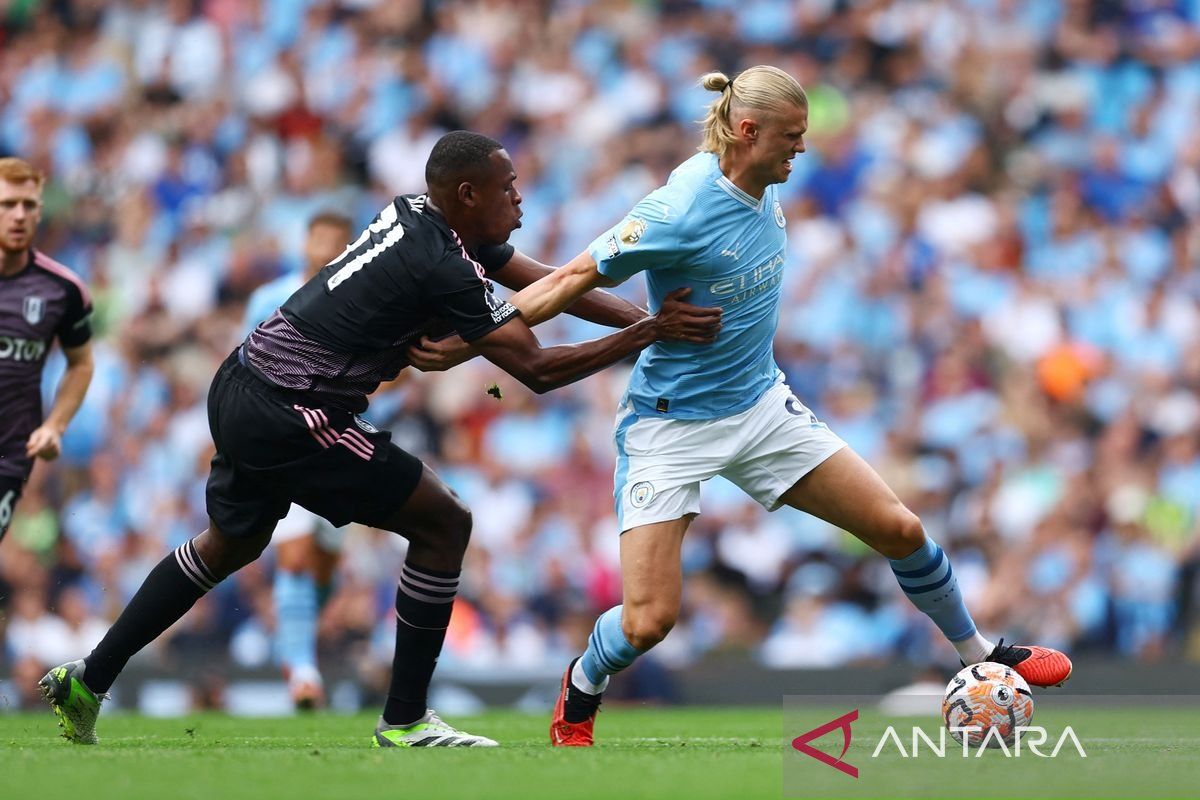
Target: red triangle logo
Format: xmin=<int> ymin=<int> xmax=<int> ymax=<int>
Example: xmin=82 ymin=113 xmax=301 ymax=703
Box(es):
xmin=791 ymin=708 xmax=859 ymax=778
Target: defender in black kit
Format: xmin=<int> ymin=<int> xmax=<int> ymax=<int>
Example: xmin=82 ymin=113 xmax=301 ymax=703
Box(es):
xmin=41 ymin=132 xmax=723 ymax=748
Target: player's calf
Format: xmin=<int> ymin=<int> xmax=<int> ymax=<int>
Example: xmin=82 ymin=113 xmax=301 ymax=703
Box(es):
xmin=78 ymin=535 xmax=226 ymax=699
xmin=382 ymin=560 xmax=464 ymax=727
xmin=889 ymin=534 xmax=998 ymax=664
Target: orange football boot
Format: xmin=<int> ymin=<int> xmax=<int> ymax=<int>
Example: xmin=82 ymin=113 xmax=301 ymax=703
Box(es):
xmin=550 ymin=659 xmax=603 ymax=747
xmin=977 ymin=639 xmax=1073 ymax=687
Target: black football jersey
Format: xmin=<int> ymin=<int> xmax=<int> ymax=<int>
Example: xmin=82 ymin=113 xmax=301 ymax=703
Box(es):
xmin=242 ymin=194 xmax=518 ymax=412
xmin=0 ymin=250 xmax=92 ymax=478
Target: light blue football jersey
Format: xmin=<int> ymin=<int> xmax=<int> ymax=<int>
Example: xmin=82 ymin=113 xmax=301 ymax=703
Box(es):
xmin=587 ymin=152 xmax=788 ymax=420
xmin=242 ymin=273 xmax=303 ymax=338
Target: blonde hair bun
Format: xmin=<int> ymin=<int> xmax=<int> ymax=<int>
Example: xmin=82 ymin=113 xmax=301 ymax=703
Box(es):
xmin=700 ymin=72 xmax=731 ymax=93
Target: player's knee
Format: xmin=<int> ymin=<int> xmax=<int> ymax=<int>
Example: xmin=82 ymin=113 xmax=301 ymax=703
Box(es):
xmin=415 ymin=498 xmax=471 ymax=559
xmin=197 ymin=525 xmax=271 ymax=579
xmin=225 ymin=535 xmax=271 ymax=577
xmin=878 ymin=509 xmax=926 ymax=560
xmin=441 ymin=501 xmax=472 ymax=556
xmin=623 ymin=606 xmax=677 ymax=651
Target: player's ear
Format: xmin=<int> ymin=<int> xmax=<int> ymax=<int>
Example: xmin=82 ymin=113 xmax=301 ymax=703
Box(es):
xmin=737 ymin=117 xmax=758 ymax=143
xmin=457 ymin=181 xmax=477 ymax=208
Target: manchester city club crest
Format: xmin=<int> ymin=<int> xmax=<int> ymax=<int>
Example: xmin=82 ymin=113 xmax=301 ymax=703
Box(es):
xmin=774 ymin=201 xmax=786 ymax=228
xmin=630 ymin=481 xmax=655 ymax=508
xmin=23 ymin=295 xmax=44 ymax=325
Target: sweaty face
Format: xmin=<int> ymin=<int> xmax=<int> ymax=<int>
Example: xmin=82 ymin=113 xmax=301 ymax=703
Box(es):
xmin=0 ymin=178 xmax=43 ymax=254
xmin=752 ymin=105 xmax=808 ymax=186
xmin=473 ymin=149 xmax=523 ymax=245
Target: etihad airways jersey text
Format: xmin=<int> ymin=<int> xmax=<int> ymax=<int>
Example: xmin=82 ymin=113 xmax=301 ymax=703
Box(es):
xmin=588 ymin=152 xmax=787 ymax=419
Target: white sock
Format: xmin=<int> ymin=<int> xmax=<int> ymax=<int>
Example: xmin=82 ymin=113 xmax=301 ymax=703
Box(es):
xmin=952 ymin=632 xmax=995 ymax=664
xmin=571 ymin=659 xmax=609 ymax=695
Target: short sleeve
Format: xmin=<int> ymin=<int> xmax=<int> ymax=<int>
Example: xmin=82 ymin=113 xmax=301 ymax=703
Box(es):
xmin=473 ymin=243 xmax=515 ymax=275
xmin=55 ymin=279 xmax=93 ymax=349
xmin=587 ymin=188 xmax=685 ymax=283
xmin=428 ymin=250 xmax=520 ymax=342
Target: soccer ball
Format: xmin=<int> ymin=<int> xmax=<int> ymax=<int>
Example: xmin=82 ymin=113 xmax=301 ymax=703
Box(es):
xmin=942 ymin=662 xmax=1034 ymax=748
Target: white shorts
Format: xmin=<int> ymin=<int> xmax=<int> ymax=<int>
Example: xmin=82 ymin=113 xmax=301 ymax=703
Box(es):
xmin=272 ymin=503 xmax=347 ymax=551
xmin=612 ymin=380 xmax=846 ymax=532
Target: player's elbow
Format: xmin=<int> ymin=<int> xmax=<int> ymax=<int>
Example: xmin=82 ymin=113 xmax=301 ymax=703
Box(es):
xmin=68 ymin=354 xmax=95 ymax=387
xmin=526 ymin=364 xmax=574 ymax=394
xmin=520 ymin=371 xmax=557 ymax=395
xmin=496 ymin=357 xmax=547 ymax=394
xmin=487 ymin=342 xmax=579 ymax=394
xmin=65 ymin=344 xmax=94 ymax=372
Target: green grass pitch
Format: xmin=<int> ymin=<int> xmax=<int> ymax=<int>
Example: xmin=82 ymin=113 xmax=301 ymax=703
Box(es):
xmin=2 ymin=706 xmax=1197 ymax=800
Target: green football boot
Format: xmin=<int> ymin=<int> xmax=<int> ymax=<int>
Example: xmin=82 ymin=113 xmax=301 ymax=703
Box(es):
xmin=371 ymin=709 xmax=498 ymax=747
xmin=39 ymin=660 xmax=105 ymax=744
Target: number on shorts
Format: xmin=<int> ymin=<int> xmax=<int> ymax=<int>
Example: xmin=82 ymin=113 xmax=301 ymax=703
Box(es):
xmin=785 ymin=395 xmax=821 ymax=426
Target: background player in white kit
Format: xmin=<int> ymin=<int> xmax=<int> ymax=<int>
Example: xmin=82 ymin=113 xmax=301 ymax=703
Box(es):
xmin=499 ymin=66 xmax=1075 ymax=747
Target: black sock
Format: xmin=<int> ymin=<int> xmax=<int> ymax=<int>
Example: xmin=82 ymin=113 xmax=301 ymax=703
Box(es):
xmin=383 ymin=561 xmax=460 ymax=726
xmin=84 ymin=538 xmax=219 ymax=694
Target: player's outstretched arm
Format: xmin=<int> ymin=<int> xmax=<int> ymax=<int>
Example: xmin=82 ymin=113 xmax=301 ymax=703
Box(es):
xmin=489 ymin=250 xmax=646 ymax=329
xmin=470 ymin=287 xmax=720 ymax=394
xmin=408 ymin=250 xmax=683 ymax=372
xmin=505 ymin=250 xmax=618 ymax=328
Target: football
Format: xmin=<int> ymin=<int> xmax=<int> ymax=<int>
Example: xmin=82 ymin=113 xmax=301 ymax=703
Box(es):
xmin=942 ymin=662 xmax=1035 ymax=748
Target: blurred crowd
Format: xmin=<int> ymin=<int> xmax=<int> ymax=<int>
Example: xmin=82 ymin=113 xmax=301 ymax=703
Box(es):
xmin=3 ymin=0 xmax=1200 ymax=708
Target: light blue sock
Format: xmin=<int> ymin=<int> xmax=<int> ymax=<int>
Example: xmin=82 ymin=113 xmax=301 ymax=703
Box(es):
xmin=578 ymin=605 xmax=644 ymax=688
xmin=275 ymin=570 xmax=318 ymax=671
xmin=890 ymin=537 xmax=978 ymax=643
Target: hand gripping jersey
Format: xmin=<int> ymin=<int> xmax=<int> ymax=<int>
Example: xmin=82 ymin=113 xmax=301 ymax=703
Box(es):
xmin=242 ymin=194 xmax=518 ymax=412
xmin=587 ymin=152 xmax=788 ymax=420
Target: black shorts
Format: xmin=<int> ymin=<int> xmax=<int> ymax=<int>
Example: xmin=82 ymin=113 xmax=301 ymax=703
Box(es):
xmin=0 ymin=473 xmax=25 ymax=543
xmin=205 ymin=349 xmax=423 ymax=538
